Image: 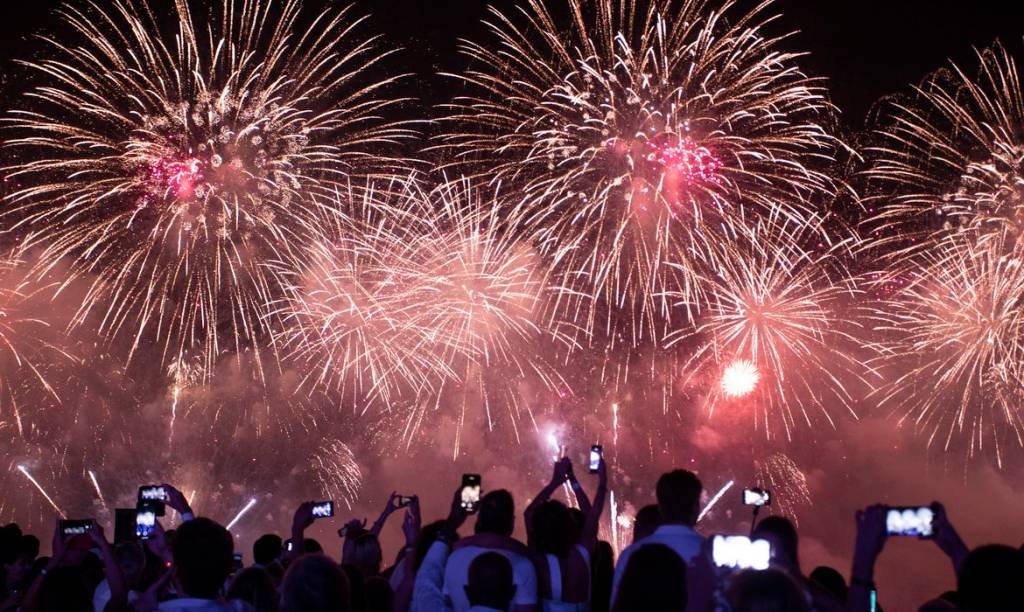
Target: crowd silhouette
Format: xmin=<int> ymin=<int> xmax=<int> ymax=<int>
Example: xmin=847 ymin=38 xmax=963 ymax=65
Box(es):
xmin=1 ymin=454 xmax=1021 ymax=611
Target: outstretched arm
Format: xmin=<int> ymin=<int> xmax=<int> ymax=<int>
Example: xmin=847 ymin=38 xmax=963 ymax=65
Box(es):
xmin=580 ymin=457 xmax=608 ymax=551
xmin=371 ymin=491 xmax=402 ymax=537
xmin=525 ymin=458 xmax=570 ymax=533
xmin=848 ymin=505 xmax=887 ymax=612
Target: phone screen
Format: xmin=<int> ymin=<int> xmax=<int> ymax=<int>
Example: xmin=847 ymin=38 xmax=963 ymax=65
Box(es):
xmin=311 ymin=501 xmax=334 ymax=518
xmin=398 ymin=495 xmax=415 ymax=508
xmin=137 ymin=486 xmax=166 ymax=516
xmin=712 ymin=535 xmax=771 ymax=570
xmin=743 ymin=488 xmax=771 ymax=507
xmin=885 ymin=506 xmax=934 ymax=538
xmin=136 ymin=510 xmax=156 ymax=540
xmin=60 ymin=520 xmax=93 ymax=537
xmin=285 ymin=539 xmax=294 ymax=552
xmin=461 ymin=474 xmax=482 ymax=513
xmin=589 ymin=445 xmax=602 ymax=473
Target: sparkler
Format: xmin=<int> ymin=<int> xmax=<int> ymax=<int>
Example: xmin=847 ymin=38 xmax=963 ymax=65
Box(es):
xmin=4 ymin=0 xmax=414 ymax=377
xmin=17 ymin=465 xmax=65 ymax=518
xmin=439 ymin=0 xmax=841 ymax=344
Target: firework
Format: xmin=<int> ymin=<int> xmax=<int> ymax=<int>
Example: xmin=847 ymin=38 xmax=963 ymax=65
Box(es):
xmin=279 ymin=177 xmax=568 ymax=451
xmin=439 ymin=0 xmax=840 ymax=345
xmin=225 ymin=497 xmax=257 ymax=531
xmin=310 ymin=439 xmax=362 ymax=511
xmin=870 ymin=235 xmax=1024 ymax=466
xmin=865 ymin=43 xmax=1024 ymax=265
xmin=697 ymin=479 xmax=734 ymax=522
xmin=753 ymin=453 xmax=812 ymax=521
xmin=17 ymin=465 xmax=65 ymax=518
xmin=4 ymin=0 xmax=414 ymax=378
xmin=669 ymin=225 xmax=863 ymax=439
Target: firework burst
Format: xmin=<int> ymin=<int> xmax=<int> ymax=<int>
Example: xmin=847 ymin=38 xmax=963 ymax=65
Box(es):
xmin=870 ymin=234 xmax=1024 ymax=466
xmin=864 ymin=43 xmax=1024 ymax=264
xmin=753 ymin=452 xmax=812 ymax=521
xmin=3 ymin=0 xmax=414 ymax=378
xmin=668 ymin=225 xmax=863 ymax=439
xmin=439 ymin=0 xmax=840 ymax=345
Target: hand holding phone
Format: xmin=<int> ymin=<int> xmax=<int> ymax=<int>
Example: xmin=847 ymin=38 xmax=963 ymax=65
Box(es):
xmin=460 ymin=474 xmax=482 ymax=513
xmin=397 ymin=495 xmax=416 ymax=508
xmin=59 ymin=519 xmax=94 ymax=538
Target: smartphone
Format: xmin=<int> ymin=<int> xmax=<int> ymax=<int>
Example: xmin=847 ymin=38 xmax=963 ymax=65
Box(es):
xmin=59 ymin=519 xmax=94 ymax=537
xmin=460 ymin=474 xmax=482 ymax=513
xmin=397 ymin=495 xmax=415 ymax=508
xmin=285 ymin=539 xmax=294 ymax=552
xmin=232 ymin=553 xmax=243 ymax=571
xmin=138 ymin=485 xmax=167 ymax=516
xmin=135 ymin=508 xmax=157 ymax=540
xmin=311 ymin=501 xmax=334 ymax=519
xmin=589 ymin=445 xmax=602 ymax=473
xmin=712 ymin=535 xmax=771 ymax=570
xmin=742 ymin=488 xmax=771 ymax=507
xmin=885 ymin=506 xmax=934 ymax=538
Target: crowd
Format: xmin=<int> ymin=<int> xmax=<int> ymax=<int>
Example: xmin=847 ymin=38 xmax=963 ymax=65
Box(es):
xmin=1 ymin=454 xmax=1021 ymax=611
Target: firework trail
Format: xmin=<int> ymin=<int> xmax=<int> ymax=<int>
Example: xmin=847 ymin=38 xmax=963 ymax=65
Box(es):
xmin=87 ymin=469 xmax=107 ymax=510
xmin=753 ymin=453 xmax=812 ymax=521
xmin=870 ymin=234 xmax=1024 ymax=466
xmin=668 ymin=225 xmax=864 ymax=439
xmin=310 ymin=439 xmax=362 ymax=511
xmin=4 ymin=0 xmax=414 ymax=379
xmin=226 ymin=497 xmax=257 ymax=531
xmin=17 ymin=465 xmax=65 ymax=518
xmin=865 ymin=43 xmax=1024 ymax=266
xmin=439 ymin=0 xmax=841 ymax=347
xmin=697 ymin=479 xmax=734 ymax=523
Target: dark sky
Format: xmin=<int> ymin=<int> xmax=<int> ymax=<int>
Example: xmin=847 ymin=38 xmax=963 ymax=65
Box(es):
xmin=1 ymin=0 xmax=1023 ymax=125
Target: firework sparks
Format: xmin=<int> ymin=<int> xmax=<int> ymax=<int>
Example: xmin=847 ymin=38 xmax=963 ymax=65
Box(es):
xmin=17 ymin=465 xmax=65 ymax=518
xmin=753 ymin=453 xmax=812 ymax=521
xmin=439 ymin=0 xmax=840 ymax=345
xmin=4 ymin=0 xmax=414 ymax=378
xmin=87 ymin=469 xmax=106 ymax=509
xmin=669 ymin=226 xmax=863 ymax=439
xmin=310 ymin=440 xmax=362 ymax=511
xmin=871 ymin=235 xmax=1024 ymax=465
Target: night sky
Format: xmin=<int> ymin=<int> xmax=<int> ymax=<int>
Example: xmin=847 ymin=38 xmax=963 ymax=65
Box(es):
xmin=2 ymin=0 xmax=1023 ymax=124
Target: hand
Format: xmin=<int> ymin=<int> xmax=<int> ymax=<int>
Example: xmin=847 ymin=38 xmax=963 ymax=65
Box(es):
xmin=445 ymin=487 xmax=469 ymax=532
xmin=162 ymin=484 xmax=192 ymax=516
xmin=87 ymin=521 xmax=110 ymax=550
xmin=49 ymin=518 xmax=67 ymax=567
xmin=551 ymin=457 xmax=571 ymax=485
xmin=340 ymin=518 xmax=367 ymax=538
xmin=383 ymin=491 xmax=402 ymax=515
xmin=292 ymin=501 xmax=316 ymax=534
xmin=930 ymin=502 xmax=968 ymax=572
xmin=401 ymin=497 xmax=421 ymax=546
xmin=852 ymin=504 xmax=888 ymax=580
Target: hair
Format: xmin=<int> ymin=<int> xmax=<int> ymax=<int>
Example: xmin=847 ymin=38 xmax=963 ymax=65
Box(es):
xmin=341 ymin=564 xmax=366 ymax=612
xmin=465 ymin=552 xmax=517 ymax=610
xmin=414 ymin=520 xmax=450 ymax=570
xmin=808 ymin=566 xmax=847 ymax=601
xmin=633 ymin=504 xmax=662 ymax=543
xmin=726 ymin=568 xmax=810 ymax=612
xmin=227 ymin=566 xmax=278 ymax=612
xmin=171 ymin=517 xmax=234 ymax=599
xmin=655 ymin=470 xmax=702 ymax=525
xmin=280 ymin=554 xmax=351 ymax=612
xmin=753 ymin=516 xmax=800 ymax=572
xmin=345 ymin=533 xmax=383 ymax=578
xmin=612 ymin=544 xmax=687 ymax=612
xmin=567 ymin=508 xmax=585 ymax=543
xmin=476 ymin=489 xmax=515 ymax=536
xmin=114 ymin=541 xmax=148 ymax=589
xmin=529 ymin=499 xmax=574 ymax=558
xmin=957 ymin=544 xmax=1024 ymax=612
xmin=302 ymin=537 xmax=324 ymax=555
xmin=34 ymin=565 xmax=92 ymax=612
xmin=591 ymin=540 xmax=615 ymax=612
xmin=253 ymin=534 xmax=283 ymax=566
xmin=364 ymin=576 xmax=393 ymax=612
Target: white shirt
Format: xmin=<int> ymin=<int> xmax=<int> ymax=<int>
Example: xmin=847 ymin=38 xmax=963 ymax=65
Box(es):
xmin=443 ymin=545 xmax=538 ymax=611
xmin=611 ymin=524 xmax=703 ymax=600
xmin=412 ymin=541 xmax=450 ymax=612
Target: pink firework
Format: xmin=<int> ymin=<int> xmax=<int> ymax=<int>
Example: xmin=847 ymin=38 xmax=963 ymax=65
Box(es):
xmin=648 ymin=139 xmax=723 ymax=187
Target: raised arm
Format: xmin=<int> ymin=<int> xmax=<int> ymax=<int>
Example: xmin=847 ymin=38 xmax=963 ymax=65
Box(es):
xmin=848 ymin=505 xmax=887 ymax=612
xmin=931 ymin=502 xmax=968 ymax=575
xmin=567 ymin=460 xmax=591 ymax=517
xmin=525 ymin=458 xmax=570 ymax=533
xmin=580 ymin=457 xmax=608 ymax=550
xmin=89 ymin=522 xmax=128 ymax=612
xmin=287 ymin=501 xmax=315 ymax=563
xmin=371 ymin=491 xmax=402 ymax=537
